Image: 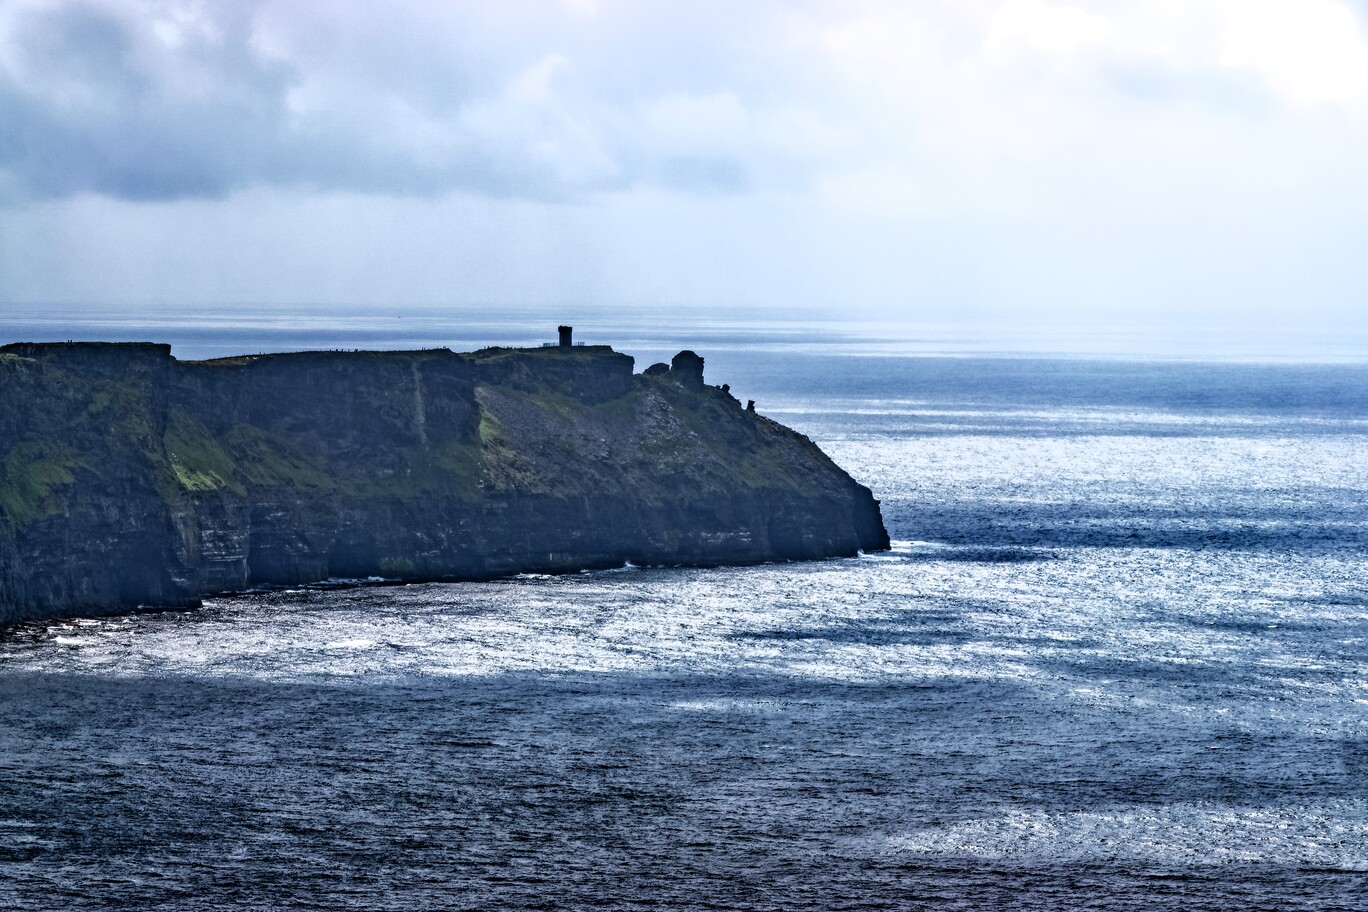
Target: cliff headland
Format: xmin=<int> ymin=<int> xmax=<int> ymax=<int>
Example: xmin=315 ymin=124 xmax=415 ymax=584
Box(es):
xmin=0 ymin=336 xmax=888 ymax=626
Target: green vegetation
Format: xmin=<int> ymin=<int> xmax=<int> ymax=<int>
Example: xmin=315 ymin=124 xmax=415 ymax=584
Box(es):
xmin=228 ymin=425 xmax=337 ymax=492
xmin=430 ymin=440 xmax=485 ymax=494
xmin=82 ymin=381 xmax=158 ymax=452
xmin=164 ymin=412 xmax=243 ymax=494
xmin=637 ymin=377 xmax=818 ymax=491
xmin=465 ymin=345 xmax=617 ymax=363
xmin=0 ymin=341 xmax=886 ymax=626
xmin=197 ymin=348 xmax=452 ymax=366
xmin=522 ymin=388 xmax=579 ymax=422
xmin=379 ymin=556 xmax=416 ymax=576
xmin=473 ymin=396 xmax=548 ymax=492
xmin=195 ymin=356 xmax=257 ymax=367
xmin=0 ymin=443 xmax=79 ymax=527
xmin=731 ymin=448 xmax=809 ymax=490
xmin=478 ymin=404 xmax=502 ymax=446
xmin=585 ymin=388 xmax=642 ymax=422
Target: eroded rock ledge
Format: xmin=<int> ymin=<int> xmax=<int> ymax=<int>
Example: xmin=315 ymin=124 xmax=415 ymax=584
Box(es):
xmin=0 ymin=339 xmax=889 ymax=625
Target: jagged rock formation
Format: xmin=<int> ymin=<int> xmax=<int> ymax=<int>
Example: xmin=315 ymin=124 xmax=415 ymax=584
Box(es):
xmin=0 ymin=340 xmax=889 ymax=625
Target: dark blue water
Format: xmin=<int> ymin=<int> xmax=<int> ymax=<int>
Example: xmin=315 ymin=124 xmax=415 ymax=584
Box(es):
xmin=1 ymin=314 xmax=1365 ymax=910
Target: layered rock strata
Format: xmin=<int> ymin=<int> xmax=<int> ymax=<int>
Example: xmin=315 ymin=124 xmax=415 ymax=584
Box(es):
xmin=0 ymin=341 xmax=889 ymax=625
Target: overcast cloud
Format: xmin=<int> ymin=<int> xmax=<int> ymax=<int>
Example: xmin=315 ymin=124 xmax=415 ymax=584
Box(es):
xmin=0 ymin=0 xmax=835 ymax=200
xmin=2 ymin=0 xmax=1367 ymax=329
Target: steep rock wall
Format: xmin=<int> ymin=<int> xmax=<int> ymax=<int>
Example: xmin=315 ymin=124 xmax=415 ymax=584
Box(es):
xmin=0 ymin=341 xmax=889 ymax=626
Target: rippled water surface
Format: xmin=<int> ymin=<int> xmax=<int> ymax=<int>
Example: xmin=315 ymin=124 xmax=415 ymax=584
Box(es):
xmin=2 ymin=330 xmax=1366 ymax=910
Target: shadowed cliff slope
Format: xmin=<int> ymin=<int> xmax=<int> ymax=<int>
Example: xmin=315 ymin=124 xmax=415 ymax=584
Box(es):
xmin=0 ymin=341 xmax=888 ymax=625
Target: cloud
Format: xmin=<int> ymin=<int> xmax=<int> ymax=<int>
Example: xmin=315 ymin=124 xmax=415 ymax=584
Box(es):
xmin=3 ymin=0 xmax=1368 ymax=329
xmin=0 ymin=0 xmax=292 ymax=199
xmin=4 ymin=0 xmax=1368 ymax=207
xmin=0 ymin=0 xmax=840 ymax=202
xmin=1214 ymin=0 xmax=1368 ymax=109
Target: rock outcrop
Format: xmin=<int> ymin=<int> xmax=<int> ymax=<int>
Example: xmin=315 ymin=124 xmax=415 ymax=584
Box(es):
xmin=0 ymin=340 xmax=889 ymax=626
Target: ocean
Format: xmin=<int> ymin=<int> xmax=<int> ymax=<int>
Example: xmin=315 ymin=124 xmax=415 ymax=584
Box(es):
xmin=1 ymin=309 xmax=1365 ymax=910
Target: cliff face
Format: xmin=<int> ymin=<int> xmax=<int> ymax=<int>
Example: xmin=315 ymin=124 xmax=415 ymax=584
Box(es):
xmin=0 ymin=341 xmax=889 ymax=626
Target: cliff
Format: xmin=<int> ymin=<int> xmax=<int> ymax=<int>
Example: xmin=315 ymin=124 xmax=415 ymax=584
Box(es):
xmin=0 ymin=340 xmax=889 ymax=626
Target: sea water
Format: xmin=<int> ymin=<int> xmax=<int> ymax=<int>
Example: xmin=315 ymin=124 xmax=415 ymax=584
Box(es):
xmin=0 ymin=312 xmax=1365 ymax=910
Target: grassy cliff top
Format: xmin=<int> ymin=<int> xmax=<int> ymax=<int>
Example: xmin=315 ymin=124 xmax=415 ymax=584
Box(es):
xmin=465 ymin=345 xmax=621 ymax=361
xmin=192 ymin=348 xmax=459 ymax=367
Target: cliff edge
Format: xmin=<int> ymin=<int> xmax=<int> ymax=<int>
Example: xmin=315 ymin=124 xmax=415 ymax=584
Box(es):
xmin=0 ymin=339 xmax=889 ymax=626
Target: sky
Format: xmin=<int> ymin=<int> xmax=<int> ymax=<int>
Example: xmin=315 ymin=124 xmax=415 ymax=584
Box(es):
xmin=1 ymin=0 xmax=1367 ymax=333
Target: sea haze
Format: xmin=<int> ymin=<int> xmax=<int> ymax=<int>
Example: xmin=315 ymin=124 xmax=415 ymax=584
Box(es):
xmin=1 ymin=314 xmax=1365 ymax=911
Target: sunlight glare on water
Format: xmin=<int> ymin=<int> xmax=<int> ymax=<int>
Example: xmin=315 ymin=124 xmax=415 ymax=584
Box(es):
xmin=1 ymin=331 xmax=1366 ymax=910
